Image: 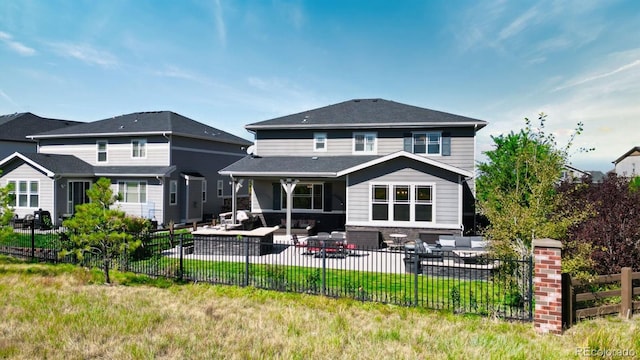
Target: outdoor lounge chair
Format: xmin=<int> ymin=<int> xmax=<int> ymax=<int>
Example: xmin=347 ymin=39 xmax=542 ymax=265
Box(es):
xmin=413 ymin=239 xmax=443 ymax=260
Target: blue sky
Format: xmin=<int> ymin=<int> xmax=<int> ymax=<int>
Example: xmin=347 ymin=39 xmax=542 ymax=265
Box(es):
xmin=1 ymin=0 xmax=639 ymax=172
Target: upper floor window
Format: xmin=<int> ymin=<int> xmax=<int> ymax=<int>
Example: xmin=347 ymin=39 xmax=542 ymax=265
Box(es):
xmin=202 ymin=180 xmax=207 ymax=203
xmin=217 ymin=180 xmax=224 ymax=197
xmin=131 ymin=139 xmax=147 ymax=158
xmin=97 ymin=140 xmax=108 ymax=162
xmin=413 ymin=132 xmax=441 ymax=155
xmin=169 ymin=180 xmax=177 ymax=205
xmin=314 ymin=133 xmax=327 ymax=152
xmin=7 ymin=180 xmax=39 ymax=208
xmin=118 ymin=181 xmax=147 ymax=203
xmin=353 ymin=132 xmax=376 ymax=154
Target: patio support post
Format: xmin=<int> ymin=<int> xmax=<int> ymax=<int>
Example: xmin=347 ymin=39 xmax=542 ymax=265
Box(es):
xmin=229 ymin=177 xmax=245 ymax=225
xmin=280 ymin=178 xmax=298 ymax=238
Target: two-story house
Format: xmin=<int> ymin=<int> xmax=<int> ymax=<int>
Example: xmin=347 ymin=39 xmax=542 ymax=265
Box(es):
xmin=0 ymin=111 xmax=252 ymax=226
xmin=0 ymin=112 xmax=81 ymax=159
xmin=613 ymin=146 xmax=640 ymax=177
xmin=220 ymin=99 xmax=487 ymax=246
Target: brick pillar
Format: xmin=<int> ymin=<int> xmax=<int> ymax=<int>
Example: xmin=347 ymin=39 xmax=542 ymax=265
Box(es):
xmin=533 ymin=238 xmax=564 ymax=335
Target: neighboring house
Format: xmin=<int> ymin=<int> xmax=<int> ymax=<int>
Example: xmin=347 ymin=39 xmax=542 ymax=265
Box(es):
xmin=0 ymin=112 xmax=81 ymax=159
xmin=613 ymin=146 xmax=640 ymax=177
xmin=561 ymin=164 xmax=607 ymax=184
xmin=0 ymin=111 xmax=252 ymax=226
xmin=220 ymin=98 xmax=487 ymax=243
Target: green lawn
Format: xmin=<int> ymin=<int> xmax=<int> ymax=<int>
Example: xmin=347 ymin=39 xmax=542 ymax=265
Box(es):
xmin=127 ymin=256 xmax=528 ymax=317
xmin=0 ymin=256 xmax=638 ymax=360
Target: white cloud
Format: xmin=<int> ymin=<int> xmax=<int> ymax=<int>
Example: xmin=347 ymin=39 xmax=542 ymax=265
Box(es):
xmin=49 ymin=42 xmax=118 ymax=68
xmin=477 ymin=49 xmax=640 ymax=172
xmin=213 ymin=0 xmax=227 ymax=46
xmin=553 ymin=59 xmax=640 ymax=92
xmin=0 ymin=31 xmax=36 ymax=56
xmin=497 ymin=6 xmax=539 ymax=41
xmin=0 ymin=88 xmax=18 ymax=107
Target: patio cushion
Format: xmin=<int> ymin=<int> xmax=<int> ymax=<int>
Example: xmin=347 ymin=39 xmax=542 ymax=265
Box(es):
xmin=439 ymin=238 xmax=456 ymax=247
xmin=455 ymin=237 xmax=472 ymax=248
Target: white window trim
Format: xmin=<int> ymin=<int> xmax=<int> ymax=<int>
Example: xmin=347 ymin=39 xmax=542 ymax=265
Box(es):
xmin=313 ymin=132 xmax=327 ymax=152
xmin=131 ymin=139 xmax=147 ymax=159
xmin=202 ymin=179 xmax=207 ymax=203
xmin=96 ymin=140 xmax=108 ymax=163
xmin=117 ymin=180 xmax=147 ymax=204
xmin=368 ymin=182 xmax=436 ymax=225
xmin=412 ymin=131 xmax=442 ymax=156
xmin=7 ymin=179 xmax=40 ymax=209
xmin=169 ymin=180 xmax=178 ymax=206
xmin=353 ymin=132 xmax=377 ymax=154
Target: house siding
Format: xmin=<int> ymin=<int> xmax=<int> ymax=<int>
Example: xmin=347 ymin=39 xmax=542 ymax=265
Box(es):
xmin=615 ymin=155 xmax=640 ymax=177
xmin=0 ymin=141 xmax=37 ymax=160
xmin=38 ymin=136 xmax=170 ymax=166
xmin=255 ymin=128 xmax=475 ymax=170
xmin=0 ymin=162 xmax=54 ymax=219
xmin=111 ymin=177 xmax=164 ymax=223
xmin=346 ymin=158 xmax=460 ymax=228
xmin=171 ymin=135 xmax=249 ymax=220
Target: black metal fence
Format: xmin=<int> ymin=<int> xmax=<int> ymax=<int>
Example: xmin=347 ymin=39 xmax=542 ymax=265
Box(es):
xmin=0 ymin=226 xmax=533 ymax=320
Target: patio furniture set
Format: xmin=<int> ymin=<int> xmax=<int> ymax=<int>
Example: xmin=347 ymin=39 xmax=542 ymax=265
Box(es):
xmin=293 ymin=232 xmax=357 ymax=258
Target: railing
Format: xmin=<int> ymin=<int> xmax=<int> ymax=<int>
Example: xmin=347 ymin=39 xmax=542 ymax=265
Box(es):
xmin=563 ymin=267 xmax=640 ymax=326
xmin=0 ymin=226 xmax=534 ymax=320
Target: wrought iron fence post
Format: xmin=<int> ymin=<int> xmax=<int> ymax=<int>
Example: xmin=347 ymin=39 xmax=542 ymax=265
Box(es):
xmin=178 ymin=233 xmax=184 ymax=281
xmin=322 ymin=240 xmax=327 ymax=296
xmin=244 ymin=236 xmax=249 ymax=287
xmin=31 ymin=219 xmax=35 ymax=260
xmin=413 ymin=250 xmax=419 ymax=306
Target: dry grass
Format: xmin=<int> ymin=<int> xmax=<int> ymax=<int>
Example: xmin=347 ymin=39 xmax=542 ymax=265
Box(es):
xmin=0 ymin=260 xmax=639 ymax=359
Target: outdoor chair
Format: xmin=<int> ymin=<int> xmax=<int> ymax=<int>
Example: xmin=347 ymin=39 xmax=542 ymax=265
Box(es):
xmin=413 ymin=239 xmax=443 ymax=260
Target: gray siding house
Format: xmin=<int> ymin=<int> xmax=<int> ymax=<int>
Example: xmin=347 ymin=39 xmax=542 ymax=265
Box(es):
xmin=0 ymin=112 xmax=81 ymax=159
xmin=613 ymin=146 xmax=640 ymax=177
xmin=220 ymin=99 xmax=487 ymax=244
xmin=0 ymin=111 xmax=252 ymax=226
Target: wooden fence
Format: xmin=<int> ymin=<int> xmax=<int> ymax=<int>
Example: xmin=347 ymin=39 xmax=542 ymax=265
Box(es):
xmin=563 ymin=267 xmax=640 ymax=327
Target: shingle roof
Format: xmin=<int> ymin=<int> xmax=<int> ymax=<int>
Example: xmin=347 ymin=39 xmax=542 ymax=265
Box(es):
xmin=94 ymin=166 xmax=176 ymax=177
xmin=245 ymin=99 xmax=488 ymax=131
xmin=220 ymin=152 xmax=472 ymax=178
xmin=30 ymin=111 xmax=252 ymax=146
xmin=15 ymin=153 xmax=94 ymax=176
xmin=0 ymin=152 xmax=176 ymax=178
xmin=220 ymin=155 xmax=380 ymax=177
xmin=0 ymin=112 xmax=82 ymax=142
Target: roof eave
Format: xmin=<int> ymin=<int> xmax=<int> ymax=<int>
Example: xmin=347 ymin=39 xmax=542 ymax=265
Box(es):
xmin=246 ymin=121 xmax=487 ymax=131
xmin=219 ymin=171 xmax=338 ymax=178
xmin=29 ymin=131 xmax=170 ymax=139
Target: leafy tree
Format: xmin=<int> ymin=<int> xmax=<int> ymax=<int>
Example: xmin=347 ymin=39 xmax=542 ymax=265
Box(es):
xmin=61 ymin=177 xmax=143 ymax=283
xmin=476 ymin=114 xmax=590 ymax=257
xmin=561 ymin=173 xmax=640 ymax=274
xmin=0 ymin=175 xmax=15 ymax=242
